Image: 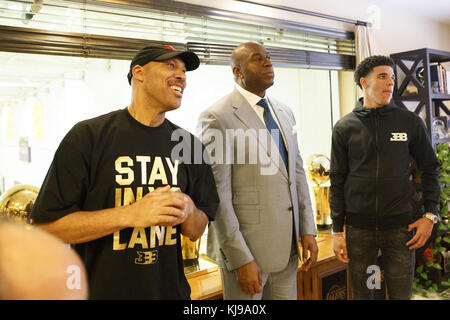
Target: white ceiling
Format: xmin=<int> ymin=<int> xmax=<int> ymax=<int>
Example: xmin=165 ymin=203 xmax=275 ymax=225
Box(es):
xmin=300 ymin=0 xmax=450 ymax=24
xmin=357 ymin=0 xmax=450 ymax=24
xmin=253 ymin=0 xmax=450 ymax=24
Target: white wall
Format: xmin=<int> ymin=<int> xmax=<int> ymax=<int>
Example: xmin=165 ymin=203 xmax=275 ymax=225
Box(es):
xmin=0 ymin=58 xmax=132 ymax=190
xmin=367 ymin=9 xmax=450 ymax=55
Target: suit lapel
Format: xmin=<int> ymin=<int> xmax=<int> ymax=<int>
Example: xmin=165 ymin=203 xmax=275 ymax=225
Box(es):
xmin=231 ymin=90 xmax=266 ymax=131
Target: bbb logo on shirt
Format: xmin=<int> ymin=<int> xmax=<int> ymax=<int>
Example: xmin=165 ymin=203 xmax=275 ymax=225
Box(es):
xmin=390 ymin=132 xmax=407 ymax=142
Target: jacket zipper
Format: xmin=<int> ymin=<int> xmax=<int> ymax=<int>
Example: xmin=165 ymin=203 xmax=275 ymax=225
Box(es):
xmin=373 ymin=109 xmax=380 ymax=231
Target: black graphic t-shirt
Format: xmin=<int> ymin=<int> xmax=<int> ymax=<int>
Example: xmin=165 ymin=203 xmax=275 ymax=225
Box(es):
xmin=30 ymin=108 xmax=219 ymax=299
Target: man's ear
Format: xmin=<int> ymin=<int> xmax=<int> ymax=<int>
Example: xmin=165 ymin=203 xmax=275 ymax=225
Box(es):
xmin=360 ymin=77 xmax=369 ymax=89
xmin=132 ymin=65 xmax=144 ymax=83
xmin=232 ymin=65 xmax=243 ymax=80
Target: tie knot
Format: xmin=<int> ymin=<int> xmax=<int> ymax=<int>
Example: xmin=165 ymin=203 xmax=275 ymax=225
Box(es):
xmin=257 ymin=98 xmax=269 ymax=110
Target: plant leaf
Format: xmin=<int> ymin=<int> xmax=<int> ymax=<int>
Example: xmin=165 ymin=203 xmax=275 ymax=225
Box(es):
xmin=438 ymin=223 xmax=448 ymax=231
xmin=441 ymin=205 xmax=449 ymax=215
xmin=433 ymin=263 xmax=442 ymax=270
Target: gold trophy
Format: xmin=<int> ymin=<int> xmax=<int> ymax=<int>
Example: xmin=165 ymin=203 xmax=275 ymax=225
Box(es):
xmin=0 ymin=184 xmax=39 ymax=224
xmin=307 ymin=154 xmax=332 ymax=231
xmin=181 ymin=234 xmax=201 ymax=273
xmin=170 ymin=187 xmax=201 ymax=273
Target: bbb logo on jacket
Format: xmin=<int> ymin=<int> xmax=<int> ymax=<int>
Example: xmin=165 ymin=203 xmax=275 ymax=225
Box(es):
xmin=390 ymin=132 xmax=408 ymax=142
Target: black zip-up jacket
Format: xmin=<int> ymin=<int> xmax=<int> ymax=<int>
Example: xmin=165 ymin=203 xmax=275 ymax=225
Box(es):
xmin=330 ymin=98 xmax=440 ymax=232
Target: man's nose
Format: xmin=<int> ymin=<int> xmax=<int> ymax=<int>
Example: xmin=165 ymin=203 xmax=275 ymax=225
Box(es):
xmin=175 ymin=69 xmax=186 ymax=81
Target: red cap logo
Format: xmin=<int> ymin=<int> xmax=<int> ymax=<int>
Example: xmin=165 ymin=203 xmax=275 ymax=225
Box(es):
xmin=164 ymin=45 xmax=174 ymax=50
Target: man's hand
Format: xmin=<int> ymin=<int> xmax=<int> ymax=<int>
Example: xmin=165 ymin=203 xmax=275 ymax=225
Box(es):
xmin=179 ymin=193 xmax=208 ymax=241
xmin=332 ymin=233 xmax=349 ymax=263
xmin=406 ymin=215 xmax=434 ymax=250
xmin=235 ymin=260 xmax=263 ymax=295
xmin=128 ymin=186 xmax=189 ymax=228
xmin=299 ymin=235 xmax=318 ymax=271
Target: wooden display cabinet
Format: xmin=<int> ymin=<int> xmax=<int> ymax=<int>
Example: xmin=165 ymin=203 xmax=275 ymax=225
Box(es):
xmin=297 ymin=233 xmax=352 ymax=300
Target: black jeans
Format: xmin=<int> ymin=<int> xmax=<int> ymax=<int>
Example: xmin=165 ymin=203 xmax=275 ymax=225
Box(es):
xmin=346 ymin=225 xmax=415 ymax=300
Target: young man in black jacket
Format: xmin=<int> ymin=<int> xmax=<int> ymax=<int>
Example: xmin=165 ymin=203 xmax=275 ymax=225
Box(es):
xmin=330 ymin=55 xmax=440 ymax=299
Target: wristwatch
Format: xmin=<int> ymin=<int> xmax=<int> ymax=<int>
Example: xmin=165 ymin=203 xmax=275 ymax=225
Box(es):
xmin=423 ymin=213 xmax=439 ymax=224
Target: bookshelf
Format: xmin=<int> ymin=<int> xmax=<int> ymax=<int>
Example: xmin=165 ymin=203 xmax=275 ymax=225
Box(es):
xmin=390 ymin=48 xmax=450 ymax=149
xmin=391 ymin=49 xmax=450 ymax=294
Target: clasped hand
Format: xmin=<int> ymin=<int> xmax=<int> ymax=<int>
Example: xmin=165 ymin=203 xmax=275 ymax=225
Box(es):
xmin=129 ymin=185 xmax=194 ymax=228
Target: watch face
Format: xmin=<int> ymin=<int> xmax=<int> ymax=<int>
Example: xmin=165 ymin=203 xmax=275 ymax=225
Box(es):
xmin=425 ymin=214 xmax=438 ymax=223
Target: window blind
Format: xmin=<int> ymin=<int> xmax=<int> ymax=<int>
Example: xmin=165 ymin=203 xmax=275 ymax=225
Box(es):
xmin=0 ymin=0 xmax=355 ymax=69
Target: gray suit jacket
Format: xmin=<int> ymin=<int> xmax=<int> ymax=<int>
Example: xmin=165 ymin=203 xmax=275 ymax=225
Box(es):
xmin=197 ymin=89 xmax=316 ymax=273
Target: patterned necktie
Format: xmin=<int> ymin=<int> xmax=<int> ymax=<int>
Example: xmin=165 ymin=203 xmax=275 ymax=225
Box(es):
xmin=257 ymin=98 xmax=288 ymax=169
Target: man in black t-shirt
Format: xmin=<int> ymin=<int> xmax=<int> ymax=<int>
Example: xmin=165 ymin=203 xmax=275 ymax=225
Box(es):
xmin=29 ymin=45 xmax=219 ymax=299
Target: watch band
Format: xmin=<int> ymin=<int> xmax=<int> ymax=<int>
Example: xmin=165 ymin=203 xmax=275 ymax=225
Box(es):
xmin=423 ymin=213 xmax=439 ymax=224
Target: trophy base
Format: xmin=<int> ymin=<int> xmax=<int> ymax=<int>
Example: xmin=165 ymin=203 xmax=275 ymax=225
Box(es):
xmin=317 ymin=224 xmax=332 ymax=232
xmin=183 ymin=258 xmax=200 ymax=274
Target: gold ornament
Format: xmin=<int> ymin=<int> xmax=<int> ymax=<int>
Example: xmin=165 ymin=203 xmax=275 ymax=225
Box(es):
xmin=307 ymin=154 xmax=332 ymax=230
xmin=170 ymin=186 xmax=201 ymax=273
xmin=0 ymin=185 xmax=39 ymax=224
xmin=307 ymin=154 xmax=330 ymax=185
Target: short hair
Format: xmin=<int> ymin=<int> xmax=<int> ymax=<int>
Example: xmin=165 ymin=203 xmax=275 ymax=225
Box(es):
xmin=354 ymin=55 xmax=394 ymax=89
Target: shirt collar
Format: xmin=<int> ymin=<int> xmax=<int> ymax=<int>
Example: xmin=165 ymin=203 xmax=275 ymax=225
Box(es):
xmin=235 ymin=83 xmax=267 ymax=108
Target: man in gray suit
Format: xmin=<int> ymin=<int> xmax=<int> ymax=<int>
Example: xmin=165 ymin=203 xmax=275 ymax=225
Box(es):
xmin=197 ymin=42 xmax=318 ymax=299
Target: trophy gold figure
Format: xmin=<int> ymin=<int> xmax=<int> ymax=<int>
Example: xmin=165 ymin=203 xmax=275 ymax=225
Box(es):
xmin=306 ymin=154 xmax=332 ymax=231
xmin=170 ymin=187 xmax=201 ymax=273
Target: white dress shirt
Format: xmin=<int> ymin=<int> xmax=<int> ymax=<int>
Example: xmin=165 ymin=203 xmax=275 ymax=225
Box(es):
xmin=235 ymin=84 xmax=289 ymax=150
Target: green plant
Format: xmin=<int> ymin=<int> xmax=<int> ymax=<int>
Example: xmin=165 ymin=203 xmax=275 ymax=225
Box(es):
xmin=413 ymin=142 xmax=450 ymax=299
xmin=437 ymin=143 xmax=450 ymax=218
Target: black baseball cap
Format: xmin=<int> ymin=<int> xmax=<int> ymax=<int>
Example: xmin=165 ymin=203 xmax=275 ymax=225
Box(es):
xmin=127 ymin=44 xmax=200 ymax=84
